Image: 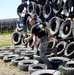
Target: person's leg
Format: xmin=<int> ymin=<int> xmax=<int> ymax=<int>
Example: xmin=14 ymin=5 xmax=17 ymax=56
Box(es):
xmin=51 ymin=47 xmax=57 ymax=56
xmin=22 ymin=24 xmax=27 ymax=38
xmin=22 ymin=24 xmax=28 ymax=47
xmin=38 ymin=40 xmax=52 ymax=69
xmin=20 ymin=17 xmax=27 ymax=38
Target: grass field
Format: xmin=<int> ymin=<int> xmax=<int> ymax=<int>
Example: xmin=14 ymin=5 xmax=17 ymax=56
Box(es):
xmin=0 ymin=32 xmax=14 ymax=48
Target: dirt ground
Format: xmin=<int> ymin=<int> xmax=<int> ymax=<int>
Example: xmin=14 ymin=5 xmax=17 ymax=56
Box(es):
xmin=0 ymin=59 xmax=30 ymax=75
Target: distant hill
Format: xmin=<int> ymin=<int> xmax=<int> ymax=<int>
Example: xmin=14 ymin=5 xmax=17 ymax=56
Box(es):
xmin=0 ymin=18 xmax=17 ymax=25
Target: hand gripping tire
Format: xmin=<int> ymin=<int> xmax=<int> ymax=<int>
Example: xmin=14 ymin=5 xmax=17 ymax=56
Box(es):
xmin=64 ymin=42 xmax=74 ymax=58
xmin=59 ymin=61 xmax=74 ymax=75
xmin=27 ymin=1 xmax=36 ymax=13
xmin=56 ymin=41 xmax=67 ymax=56
xmin=28 ymin=64 xmax=47 ymax=74
xmin=18 ymin=60 xmax=39 ymax=71
xmin=12 ymin=32 xmax=23 ymax=45
xmin=31 ymin=69 xmax=61 ymax=75
xmin=48 ymin=17 xmax=63 ymax=36
xmin=48 ymin=57 xmax=70 ymax=69
xmin=59 ymin=20 xmax=72 ymax=39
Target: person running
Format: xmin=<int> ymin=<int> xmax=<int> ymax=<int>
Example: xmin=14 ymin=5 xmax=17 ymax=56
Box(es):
xmin=24 ymin=17 xmax=57 ymax=68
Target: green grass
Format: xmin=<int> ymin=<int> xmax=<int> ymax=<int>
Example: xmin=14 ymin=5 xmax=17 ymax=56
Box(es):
xmin=0 ymin=32 xmax=14 ymax=48
xmin=0 ymin=30 xmax=30 ymax=48
xmin=12 ymin=67 xmax=21 ymax=73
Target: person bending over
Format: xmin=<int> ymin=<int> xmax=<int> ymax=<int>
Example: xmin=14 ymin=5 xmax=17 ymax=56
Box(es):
xmin=24 ymin=17 xmax=57 ymax=69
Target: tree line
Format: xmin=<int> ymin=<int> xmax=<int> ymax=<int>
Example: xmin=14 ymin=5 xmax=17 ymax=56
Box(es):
xmin=0 ymin=18 xmax=17 ymax=33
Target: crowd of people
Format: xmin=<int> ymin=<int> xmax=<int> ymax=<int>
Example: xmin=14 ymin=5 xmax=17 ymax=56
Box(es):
xmin=16 ymin=0 xmax=74 ymax=68
xmin=16 ymin=0 xmax=58 ymax=69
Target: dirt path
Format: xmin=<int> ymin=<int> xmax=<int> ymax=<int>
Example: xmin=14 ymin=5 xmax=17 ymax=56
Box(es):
xmin=0 ymin=59 xmax=30 ymax=75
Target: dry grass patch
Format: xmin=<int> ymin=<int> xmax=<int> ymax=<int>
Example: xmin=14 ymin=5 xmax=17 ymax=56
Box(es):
xmin=0 ymin=32 xmax=13 ymax=48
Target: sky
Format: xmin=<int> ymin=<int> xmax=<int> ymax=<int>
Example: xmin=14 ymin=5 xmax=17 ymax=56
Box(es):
xmin=0 ymin=0 xmax=67 ymax=19
xmin=0 ymin=0 xmax=21 ymax=19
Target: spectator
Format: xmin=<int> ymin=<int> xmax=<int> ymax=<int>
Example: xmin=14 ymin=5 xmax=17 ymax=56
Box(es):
xmin=16 ymin=0 xmax=31 ymax=47
xmin=20 ymin=8 xmax=31 ymax=37
xmin=17 ymin=0 xmax=28 ymax=18
xmin=32 ymin=13 xmax=42 ymax=23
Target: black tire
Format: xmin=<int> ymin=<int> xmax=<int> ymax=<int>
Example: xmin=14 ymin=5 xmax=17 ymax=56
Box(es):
xmin=1 ymin=46 xmax=15 ymax=52
xmin=0 ymin=52 xmax=13 ymax=59
xmin=16 ymin=21 xmax=23 ymax=31
xmin=59 ymin=20 xmax=72 ymax=39
xmin=18 ymin=60 xmax=39 ymax=71
xmin=31 ymin=69 xmax=61 ymax=75
xmin=17 ymin=3 xmax=27 ymax=17
xmin=14 ymin=48 xmax=27 ymax=55
xmin=48 ymin=57 xmax=70 ymax=69
xmin=27 ymin=1 xmax=36 ymax=13
xmin=42 ymin=2 xmax=54 ymax=20
xmin=53 ymin=0 xmax=64 ymax=14
xmin=13 ymin=46 xmax=27 ymax=48
xmin=11 ymin=56 xmax=24 ymax=66
xmin=12 ymin=32 xmax=23 ymax=45
xmin=0 ymin=48 xmax=2 ymax=51
xmin=24 ymin=51 xmax=34 ymax=59
xmin=48 ymin=17 xmax=63 ymax=36
xmin=20 ymin=51 xmax=27 ymax=56
xmin=62 ymin=0 xmax=70 ymax=17
xmin=47 ymin=38 xmax=58 ymax=49
xmin=64 ymin=42 xmax=74 ymax=58
xmin=35 ymin=4 xmax=42 ymax=17
xmin=56 ymin=41 xmax=67 ymax=56
xmin=72 ymin=21 xmax=74 ymax=37
xmin=1 ymin=46 xmax=12 ymax=50
xmin=33 ymin=55 xmax=43 ymax=63
xmin=3 ymin=54 xmax=19 ymax=62
xmin=11 ymin=56 xmax=30 ymax=66
xmin=46 ymin=38 xmax=58 ymax=56
xmin=24 ymin=56 xmax=30 ymax=60
xmin=20 ymin=48 xmax=33 ymax=56
xmin=36 ymin=0 xmax=46 ymax=6
xmin=21 ymin=36 xmax=29 ymax=46
xmin=39 ymin=12 xmax=46 ymax=22
xmin=59 ymin=61 xmax=74 ymax=75
xmin=28 ymin=64 xmax=47 ymax=74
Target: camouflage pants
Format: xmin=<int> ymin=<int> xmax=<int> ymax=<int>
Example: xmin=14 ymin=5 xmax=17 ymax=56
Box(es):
xmin=38 ymin=36 xmax=52 ymax=68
